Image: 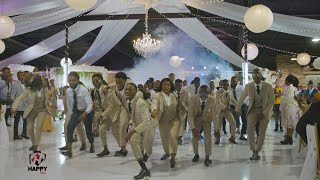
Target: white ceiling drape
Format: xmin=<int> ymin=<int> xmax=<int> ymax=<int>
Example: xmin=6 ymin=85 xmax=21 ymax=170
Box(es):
xmin=181 ymin=0 xmax=320 ymax=38
xmin=76 ymin=19 xmax=138 ymax=65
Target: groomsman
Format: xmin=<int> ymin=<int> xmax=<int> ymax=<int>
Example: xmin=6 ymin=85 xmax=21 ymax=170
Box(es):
xmin=109 ymin=72 xmax=132 ymax=156
xmin=174 ymin=79 xmax=188 ymax=145
xmin=91 ymin=74 xmax=104 ymax=137
xmin=188 ymin=85 xmax=220 ymax=166
xmin=125 ymin=83 xmax=153 ymax=179
xmin=61 ymin=72 xmax=95 ymax=158
xmin=236 ymin=69 xmax=274 ymax=161
xmin=11 ymin=71 xmax=29 ymax=139
xmin=215 ymin=79 xmax=237 ymax=144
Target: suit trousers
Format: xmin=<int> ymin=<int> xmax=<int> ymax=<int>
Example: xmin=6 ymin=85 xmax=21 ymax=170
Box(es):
xmin=93 ymin=111 xmax=101 ymax=132
xmin=5 ymin=108 xmax=10 ymax=125
xmin=130 ymin=124 xmax=154 ymax=160
xmin=26 ymin=110 xmax=47 ymax=146
xmin=111 ymin=108 xmax=129 ymax=148
xmin=192 ymin=118 xmax=212 ymax=156
xmin=178 ymin=115 xmax=187 ymax=137
xmin=247 ymin=108 xmax=269 ymax=151
xmin=64 ymin=113 xmax=86 ymax=145
xmin=218 ymin=111 xmax=236 ymax=137
xmin=99 ymin=117 xmax=113 ymax=147
xmin=67 ymin=111 xmax=94 ymax=144
xmin=14 ymin=111 xmax=27 ymax=136
xmin=231 ymin=105 xmax=248 ymax=135
xmin=159 ymin=118 xmax=180 ymax=155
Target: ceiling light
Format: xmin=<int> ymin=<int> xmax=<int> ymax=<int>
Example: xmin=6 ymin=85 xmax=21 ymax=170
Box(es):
xmin=312 ymin=38 xmax=320 ymax=42
xmin=291 ymin=57 xmax=297 ymax=61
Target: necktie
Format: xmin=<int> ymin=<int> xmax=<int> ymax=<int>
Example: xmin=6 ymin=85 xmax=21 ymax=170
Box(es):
xmin=195 ymin=88 xmax=198 ymax=94
xmin=201 ymin=102 xmax=205 ymax=111
xmin=73 ymin=90 xmax=78 ymax=112
xmin=233 ymin=88 xmax=237 ymax=101
xmin=256 ymin=85 xmax=260 ymax=95
xmin=95 ymin=89 xmax=101 ymax=102
xmin=128 ymin=102 xmax=132 ymax=114
xmin=177 ymin=92 xmax=181 ymax=100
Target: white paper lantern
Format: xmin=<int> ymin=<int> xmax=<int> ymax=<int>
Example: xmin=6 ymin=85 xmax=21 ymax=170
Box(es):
xmin=297 ymin=53 xmax=311 ymax=66
xmin=0 ymin=16 xmax=15 ymax=39
xmin=0 ymin=40 xmax=5 ymax=54
xmin=169 ymin=56 xmax=182 ymax=68
xmin=241 ymin=43 xmax=259 ymax=60
xmin=244 ymin=4 xmax=273 ymax=33
xmin=60 ymin=58 xmax=72 ymax=67
xmin=313 ymin=57 xmax=320 ymax=69
xmin=64 ymin=0 xmax=97 ymax=10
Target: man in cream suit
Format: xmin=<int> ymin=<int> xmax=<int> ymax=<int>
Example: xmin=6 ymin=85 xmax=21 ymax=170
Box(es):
xmin=236 ymin=69 xmax=274 ymax=161
xmin=125 ymin=83 xmax=153 ymax=179
xmin=188 ymin=85 xmax=219 ymax=166
xmin=215 ymin=79 xmax=237 ymax=144
xmin=109 ymin=72 xmax=132 ymax=156
xmin=175 ymin=79 xmax=188 ymax=145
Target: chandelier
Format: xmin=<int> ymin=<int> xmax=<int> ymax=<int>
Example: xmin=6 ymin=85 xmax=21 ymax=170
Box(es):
xmin=133 ymin=0 xmax=160 ymax=58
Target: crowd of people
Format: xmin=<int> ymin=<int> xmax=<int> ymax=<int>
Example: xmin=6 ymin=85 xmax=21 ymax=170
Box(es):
xmin=0 ymin=67 xmax=319 ymax=179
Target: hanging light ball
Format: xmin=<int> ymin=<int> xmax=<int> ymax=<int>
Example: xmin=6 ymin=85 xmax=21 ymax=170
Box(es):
xmin=244 ymin=4 xmax=273 ymax=33
xmin=0 ymin=16 xmax=16 ymax=39
xmin=64 ymin=0 xmax=97 ymax=10
xmin=241 ymin=43 xmax=259 ymax=60
xmin=0 ymin=40 xmax=5 ymax=54
xmin=313 ymin=57 xmax=320 ymax=69
xmin=297 ymin=53 xmax=311 ymax=66
xmin=169 ymin=56 xmax=182 ymax=68
xmin=60 ymin=58 xmax=72 ymax=67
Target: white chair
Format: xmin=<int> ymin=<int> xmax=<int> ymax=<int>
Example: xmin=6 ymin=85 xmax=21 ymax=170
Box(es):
xmin=300 ymin=124 xmax=318 ymax=180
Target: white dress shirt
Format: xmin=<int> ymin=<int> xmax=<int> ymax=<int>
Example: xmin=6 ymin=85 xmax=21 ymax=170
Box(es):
xmin=66 ymin=85 xmax=93 ymax=114
xmin=254 ymin=82 xmax=263 ymax=90
xmin=162 ymin=92 xmax=172 ymax=106
xmin=183 ymin=84 xmax=200 ymax=98
xmin=229 ymin=84 xmax=249 ymax=105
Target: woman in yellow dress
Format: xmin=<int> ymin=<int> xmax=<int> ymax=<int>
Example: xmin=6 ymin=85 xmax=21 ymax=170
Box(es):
xmin=43 ymin=78 xmax=54 ymax=132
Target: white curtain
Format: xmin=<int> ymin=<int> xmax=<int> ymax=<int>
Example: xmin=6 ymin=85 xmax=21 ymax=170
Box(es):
xmin=182 ymin=0 xmax=320 ymax=38
xmin=0 ymin=21 xmax=107 ymax=68
xmin=167 ymin=17 xmax=258 ymax=70
xmin=76 ymin=19 xmax=138 ymax=65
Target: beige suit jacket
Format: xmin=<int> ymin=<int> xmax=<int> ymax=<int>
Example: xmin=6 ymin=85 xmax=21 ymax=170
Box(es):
xmin=174 ymin=89 xmax=188 ymax=120
xmin=216 ymin=89 xmax=238 ymax=107
xmin=188 ymin=95 xmax=219 ymax=129
xmin=236 ymin=81 xmax=275 ymax=118
xmin=12 ymin=88 xmax=51 ymax=119
xmin=130 ymin=96 xmax=152 ymax=134
xmin=101 ymin=89 xmax=122 ymax=121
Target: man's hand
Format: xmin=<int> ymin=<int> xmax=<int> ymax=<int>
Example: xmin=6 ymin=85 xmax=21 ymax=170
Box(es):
xmin=192 ymin=128 xmax=200 ymax=139
xmin=79 ymin=112 xmax=87 ymax=122
xmin=125 ymin=130 xmax=136 ymax=143
xmin=151 ymin=109 xmax=158 ymax=119
xmin=11 ymin=108 xmax=17 ymax=116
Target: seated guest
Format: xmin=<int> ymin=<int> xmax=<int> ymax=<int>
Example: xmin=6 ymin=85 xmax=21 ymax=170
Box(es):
xmin=296 ymin=91 xmax=320 ymax=144
xmin=304 ymin=81 xmax=318 ymax=104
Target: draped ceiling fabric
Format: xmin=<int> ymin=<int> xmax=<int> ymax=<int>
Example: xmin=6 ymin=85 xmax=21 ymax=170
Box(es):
xmin=182 ymin=0 xmax=320 ymax=38
xmin=76 ymin=20 xmax=138 ymax=65
xmin=0 ymin=21 xmax=106 ymax=68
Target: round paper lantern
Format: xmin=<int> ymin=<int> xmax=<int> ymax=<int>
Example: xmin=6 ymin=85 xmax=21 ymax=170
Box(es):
xmin=244 ymin=4 xmax=273 ymax=33
xmin=0 ymin=16 xmax=15 ymax=39
xmin=169 ymin=56 xmax=182 ymax=68
xmin=64 ymin=0 xmax=97 ymax=10
xmin=0 ymin=40 xmax=5 ymax=54
xmin=297 ymin=53 xmax=311 ymax=66
xmin=241 ymin=43 xmax=259 ymax=60
xmin=313 ymin=57 xmax=320 ymax=69
xmin=60 ymin=58 xmax=72 ymax=67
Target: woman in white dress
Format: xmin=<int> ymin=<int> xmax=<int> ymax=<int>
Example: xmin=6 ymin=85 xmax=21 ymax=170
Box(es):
xmin=280 ymin=74 xmax=299 ymax=145
xmin=0 ymin=104 xmax=9 ymax=149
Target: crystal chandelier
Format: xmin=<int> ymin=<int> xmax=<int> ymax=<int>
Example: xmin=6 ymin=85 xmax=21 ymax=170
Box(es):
xmin=133 ymin=0 xmax=160 ymax=58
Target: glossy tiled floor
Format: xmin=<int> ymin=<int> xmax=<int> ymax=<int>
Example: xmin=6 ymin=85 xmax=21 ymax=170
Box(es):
xmin=0 ymin=120 xmax=306 ymax=180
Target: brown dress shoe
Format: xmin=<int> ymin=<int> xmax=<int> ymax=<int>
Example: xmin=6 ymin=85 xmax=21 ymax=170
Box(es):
xmin=79 ymin=145 xmax=87 ymax=151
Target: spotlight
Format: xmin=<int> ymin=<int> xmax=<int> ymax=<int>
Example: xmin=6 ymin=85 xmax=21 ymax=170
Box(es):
xmin=204 ymin=66 xmax=207 ymax=70
xmin=191 ymin=66 xmax=194 ymax=70
xmin=216 ymin=66 xmax=219 ymax=69
xmin=312 ymin=38 xmax=320 ymax=42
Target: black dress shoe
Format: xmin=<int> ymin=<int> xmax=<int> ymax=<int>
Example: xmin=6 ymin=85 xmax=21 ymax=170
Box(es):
xmin=223 ymin=129 xmax=227 ymax=135
xmin=29 ymin=146 xmax=35 ymax=151
xmin=192 ymin=154 xmax=199 ymax=162
xmin=90 ymin=144 xmax=95 ymax=153
xmin=79 ymin=145 xmax=87 ymax=151
xmin=61 ymin=151 xmax=72 ymax=158
xmin=96 ymin=149 xmax=110 ymax=157
xmin=229 ymin=137 xmax=237 ymax=144
xmin=21 ymin=134 xmax=30 ymax=139
xmin=13 ymin=136 xmax=23 ymax=140
xmin=204 ymin=159 xmax=212 ymax=166
xmin=143 ymin=153 xmax=149 ymax=162
xmin=274 ymin=128 xmax=278 ymax=132
xmin=249 ymin=151 xmax=260 ymax=161
xmin=239 ymin=135 xmax=248 ymax=141
xmin=160 ymin=154 xmax=170 ymax=160
xmin=134 ymin=169 xmax=150 ymax=180
xmin=114 ymin=150 xmax=128 ymax=157
xmin=170 ymin=159 xmax=176 ymax=168
xmin=59 ymin=146 xmax=68 ymax=151
xmin=280 ymin=136 xmax=293 ymax=145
